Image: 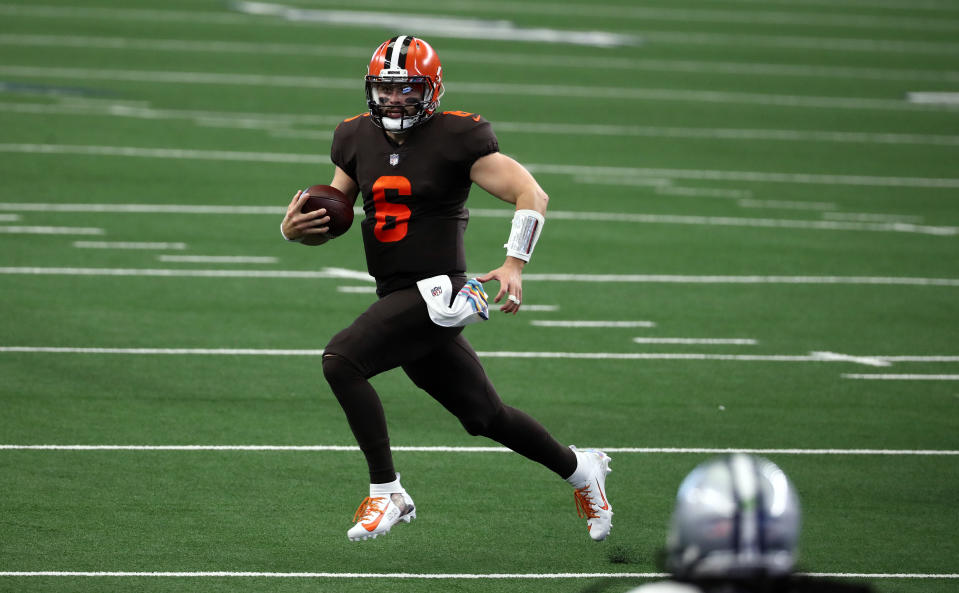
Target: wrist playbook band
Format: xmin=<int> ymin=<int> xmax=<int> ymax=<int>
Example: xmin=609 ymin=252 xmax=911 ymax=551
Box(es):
xmin=504 ymin=209 xmax=544 ymax=262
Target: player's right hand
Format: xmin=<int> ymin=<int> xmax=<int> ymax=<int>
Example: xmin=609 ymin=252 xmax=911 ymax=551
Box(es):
xmin=282 ymin=189 xmax=331 ymax=244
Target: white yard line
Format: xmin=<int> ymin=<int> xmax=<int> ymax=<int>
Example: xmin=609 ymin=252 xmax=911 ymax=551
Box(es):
xmin=1 ymin=570 xmax=952 ymax=579
xmin=0 ymin=267 xmax=366 ymax=279
xmin=0 ymin=347 xmax=953 ymax=368
xmin=6 ymin=100 xmax=958 ymax=146
xmin=1 ymin=445 xmax=956 ymax=455
xmin=545 ymin=213 xmax=954 ymax=234
xmin=0 ymin=571 xmax=666 ymax=579
xmin=5 ymin=1 xmax=958 ymax=36
xmin=637 ymin=30 xmax=959 ymax=54
xmin=238 ymin=0 xmax=959 ymax=32
xmin=1 ymin=65 xmax=955 ymax=111
xmin=262 ymin=0 xmax=959 ymax=32
xmin=3 ymin=267 xmax=959 ymax=287
xmin=74 ymin=241 xmax=187 ymax=250
xmin=335 ymin=288 xmax=559 ymax=299
xmin=3 ymin=145 xmax=959 ymax=191
xmin=842 ymin=374 xmax=959 ymax=380
xmin=6 ymin=203 xmax=283 ymax=214
xmin=907 ymin=92 xmax=959 ymax=105
xmin=578 ymin=179 xmax=755 ymax=199
xmin=575 ymin=176 xmax=671 ymax=187
xmin=475 ymin=351 xmax=879 ymax=364
xmin=156 ymin=255 xmax=278 ymax=264
xmin=3 ymin=34 xmax=959 ymax=83
xmin=823 ymin=212 xmax=925 ymax=223
xmin=1 ymin=201 xmax=952 ymax=236
xmin=521 ymin=274 xmax=959 ymax=286
xmin=2 ymin=3 xmax=957 ymax=54
xmin=879 ymin=356 xmax=959 ymax=362
xmin=655 ymin=186 xmax=754 ymax=199
xmin=232 ymin=2 xmax=634 ymax=47
xmin=0 ymin=226 xmax=104 ymax=235
xmin=808 ymin=351 xmax=892 ymax=367
xmin=531 ymin=321 xmax=656 ymax=328
xmin=526 ymin=163 xmax=959 ymax=189
xmin=632 ymin=338 xmax=758 ymax=345
xmin=0 ymin=101 xmax=345 ymax=127
xmin=802 ymin=573 xmax=959 ymax=579
xmin=516 ymin=304 xmax=559 ymax=312
xmin=708 ymin=0 xmax=956 ymax=12
xmin=738 ymin=199 xmax=837 ymax=211
xmin=461 ymin=81 xmax=958 ymax=112
xmin=0 ymin=347 xmax=329 ymax=355
xmin=0 ymin=143 xmax=325 ymax=164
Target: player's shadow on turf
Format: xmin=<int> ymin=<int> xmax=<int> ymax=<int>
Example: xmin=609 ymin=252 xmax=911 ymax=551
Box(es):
xmin=577 ymin=547 xmax=668 ymax=593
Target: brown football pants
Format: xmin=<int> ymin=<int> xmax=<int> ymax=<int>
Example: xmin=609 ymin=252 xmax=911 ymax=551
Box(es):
xmin=322 ymin=283 xmax=576 ymax=483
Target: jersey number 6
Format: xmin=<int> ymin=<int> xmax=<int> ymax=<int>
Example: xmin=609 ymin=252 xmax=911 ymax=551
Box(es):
xmin=371 ymin=176 xmax=412 ymax=242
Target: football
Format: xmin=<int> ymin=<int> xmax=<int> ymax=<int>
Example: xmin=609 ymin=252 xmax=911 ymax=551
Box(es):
xmin=300 ymin=184 xmax=354 ymax=240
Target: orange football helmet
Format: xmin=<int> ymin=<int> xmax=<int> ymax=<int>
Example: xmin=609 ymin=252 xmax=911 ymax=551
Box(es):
xmin=365 ymin=35 xmax=444 ymax=132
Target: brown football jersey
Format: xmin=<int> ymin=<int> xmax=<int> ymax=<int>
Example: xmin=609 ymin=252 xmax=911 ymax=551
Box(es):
xmin=331 ymin=111 xmax=499 ymax=296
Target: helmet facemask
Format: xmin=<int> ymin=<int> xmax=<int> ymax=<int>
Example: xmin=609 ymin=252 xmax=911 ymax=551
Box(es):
xmin=365 ymin=75 xmax=443 ymax=132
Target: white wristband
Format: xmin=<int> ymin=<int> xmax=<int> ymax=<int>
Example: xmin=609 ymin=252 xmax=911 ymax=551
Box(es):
xmin=503 ymin=209 xmax=544 ymax=262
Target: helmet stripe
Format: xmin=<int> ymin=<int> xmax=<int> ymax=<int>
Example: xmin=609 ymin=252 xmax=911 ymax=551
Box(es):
xmin=383 ymin=36 xmax=399 ymax=69
xmin=753 ymin=456 xmax=768 ymax=555
xmin=397 ymin=35 xmax=414 ymax=70
xmin=726 ymin=455 xmax=743 ymax=554
xmin=386 ymin=35 xmax=409 ymax=71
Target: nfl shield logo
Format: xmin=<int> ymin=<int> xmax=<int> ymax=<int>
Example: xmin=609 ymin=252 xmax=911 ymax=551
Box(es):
xmin=389 ymin=153 xmax=399 ymax=167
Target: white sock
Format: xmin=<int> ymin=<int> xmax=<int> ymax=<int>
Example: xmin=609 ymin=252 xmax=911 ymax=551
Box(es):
xmin=370 ymin=473 xmax=404 ymax=496
xmin=565 ymin=449 xmax=591 ymax=488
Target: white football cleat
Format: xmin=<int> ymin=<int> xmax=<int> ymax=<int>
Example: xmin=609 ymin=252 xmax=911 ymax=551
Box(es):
xmin=567 ymin=446 xmax=613 ymax=541
xmin=347 ymin=476 xmax=416 ymax=541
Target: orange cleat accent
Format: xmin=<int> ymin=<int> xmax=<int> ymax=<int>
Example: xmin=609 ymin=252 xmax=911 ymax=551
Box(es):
xmin=347 ymin=489 xmax=415 ymax=541
xmin=568 ymin=447 xmax=614 ymax=541
xmin=352 ymin=497 xmax=387 ymax=532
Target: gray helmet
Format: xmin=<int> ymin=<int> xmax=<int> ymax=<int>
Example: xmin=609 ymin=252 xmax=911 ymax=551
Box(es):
xmin=666 ymin=454 xmax=801 ymax=580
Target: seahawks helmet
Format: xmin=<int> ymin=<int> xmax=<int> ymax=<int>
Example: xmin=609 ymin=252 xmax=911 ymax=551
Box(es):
xmin=667 ymin=454 xmax=801 ymax=580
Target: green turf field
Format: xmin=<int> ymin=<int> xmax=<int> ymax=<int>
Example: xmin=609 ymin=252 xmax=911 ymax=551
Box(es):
xmin=1 ymin=0 xmax=958 ymax=592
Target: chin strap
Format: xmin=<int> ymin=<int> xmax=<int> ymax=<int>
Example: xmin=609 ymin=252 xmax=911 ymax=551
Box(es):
xmin=380 ymin=111 xmax=425 ymax=132
xmin=382 ymin=116 xmax=409 ymax=131
xmin=504 ymin=209 xmax=545 ymax=262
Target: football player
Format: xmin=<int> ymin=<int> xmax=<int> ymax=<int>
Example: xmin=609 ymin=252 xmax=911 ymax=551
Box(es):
xmin=627 ymin=454 xmax=874 ymax=593
xmin=280 ymin=35 xmax=613 ymax=542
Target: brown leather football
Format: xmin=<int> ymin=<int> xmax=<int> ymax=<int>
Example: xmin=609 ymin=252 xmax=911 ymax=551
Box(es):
xmin=301 ymin=184 xmax=354 ymax=240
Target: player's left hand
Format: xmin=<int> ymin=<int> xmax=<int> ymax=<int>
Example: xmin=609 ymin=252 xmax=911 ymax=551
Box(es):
xmin=477 ymin=257 xmax=525 ymax=314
